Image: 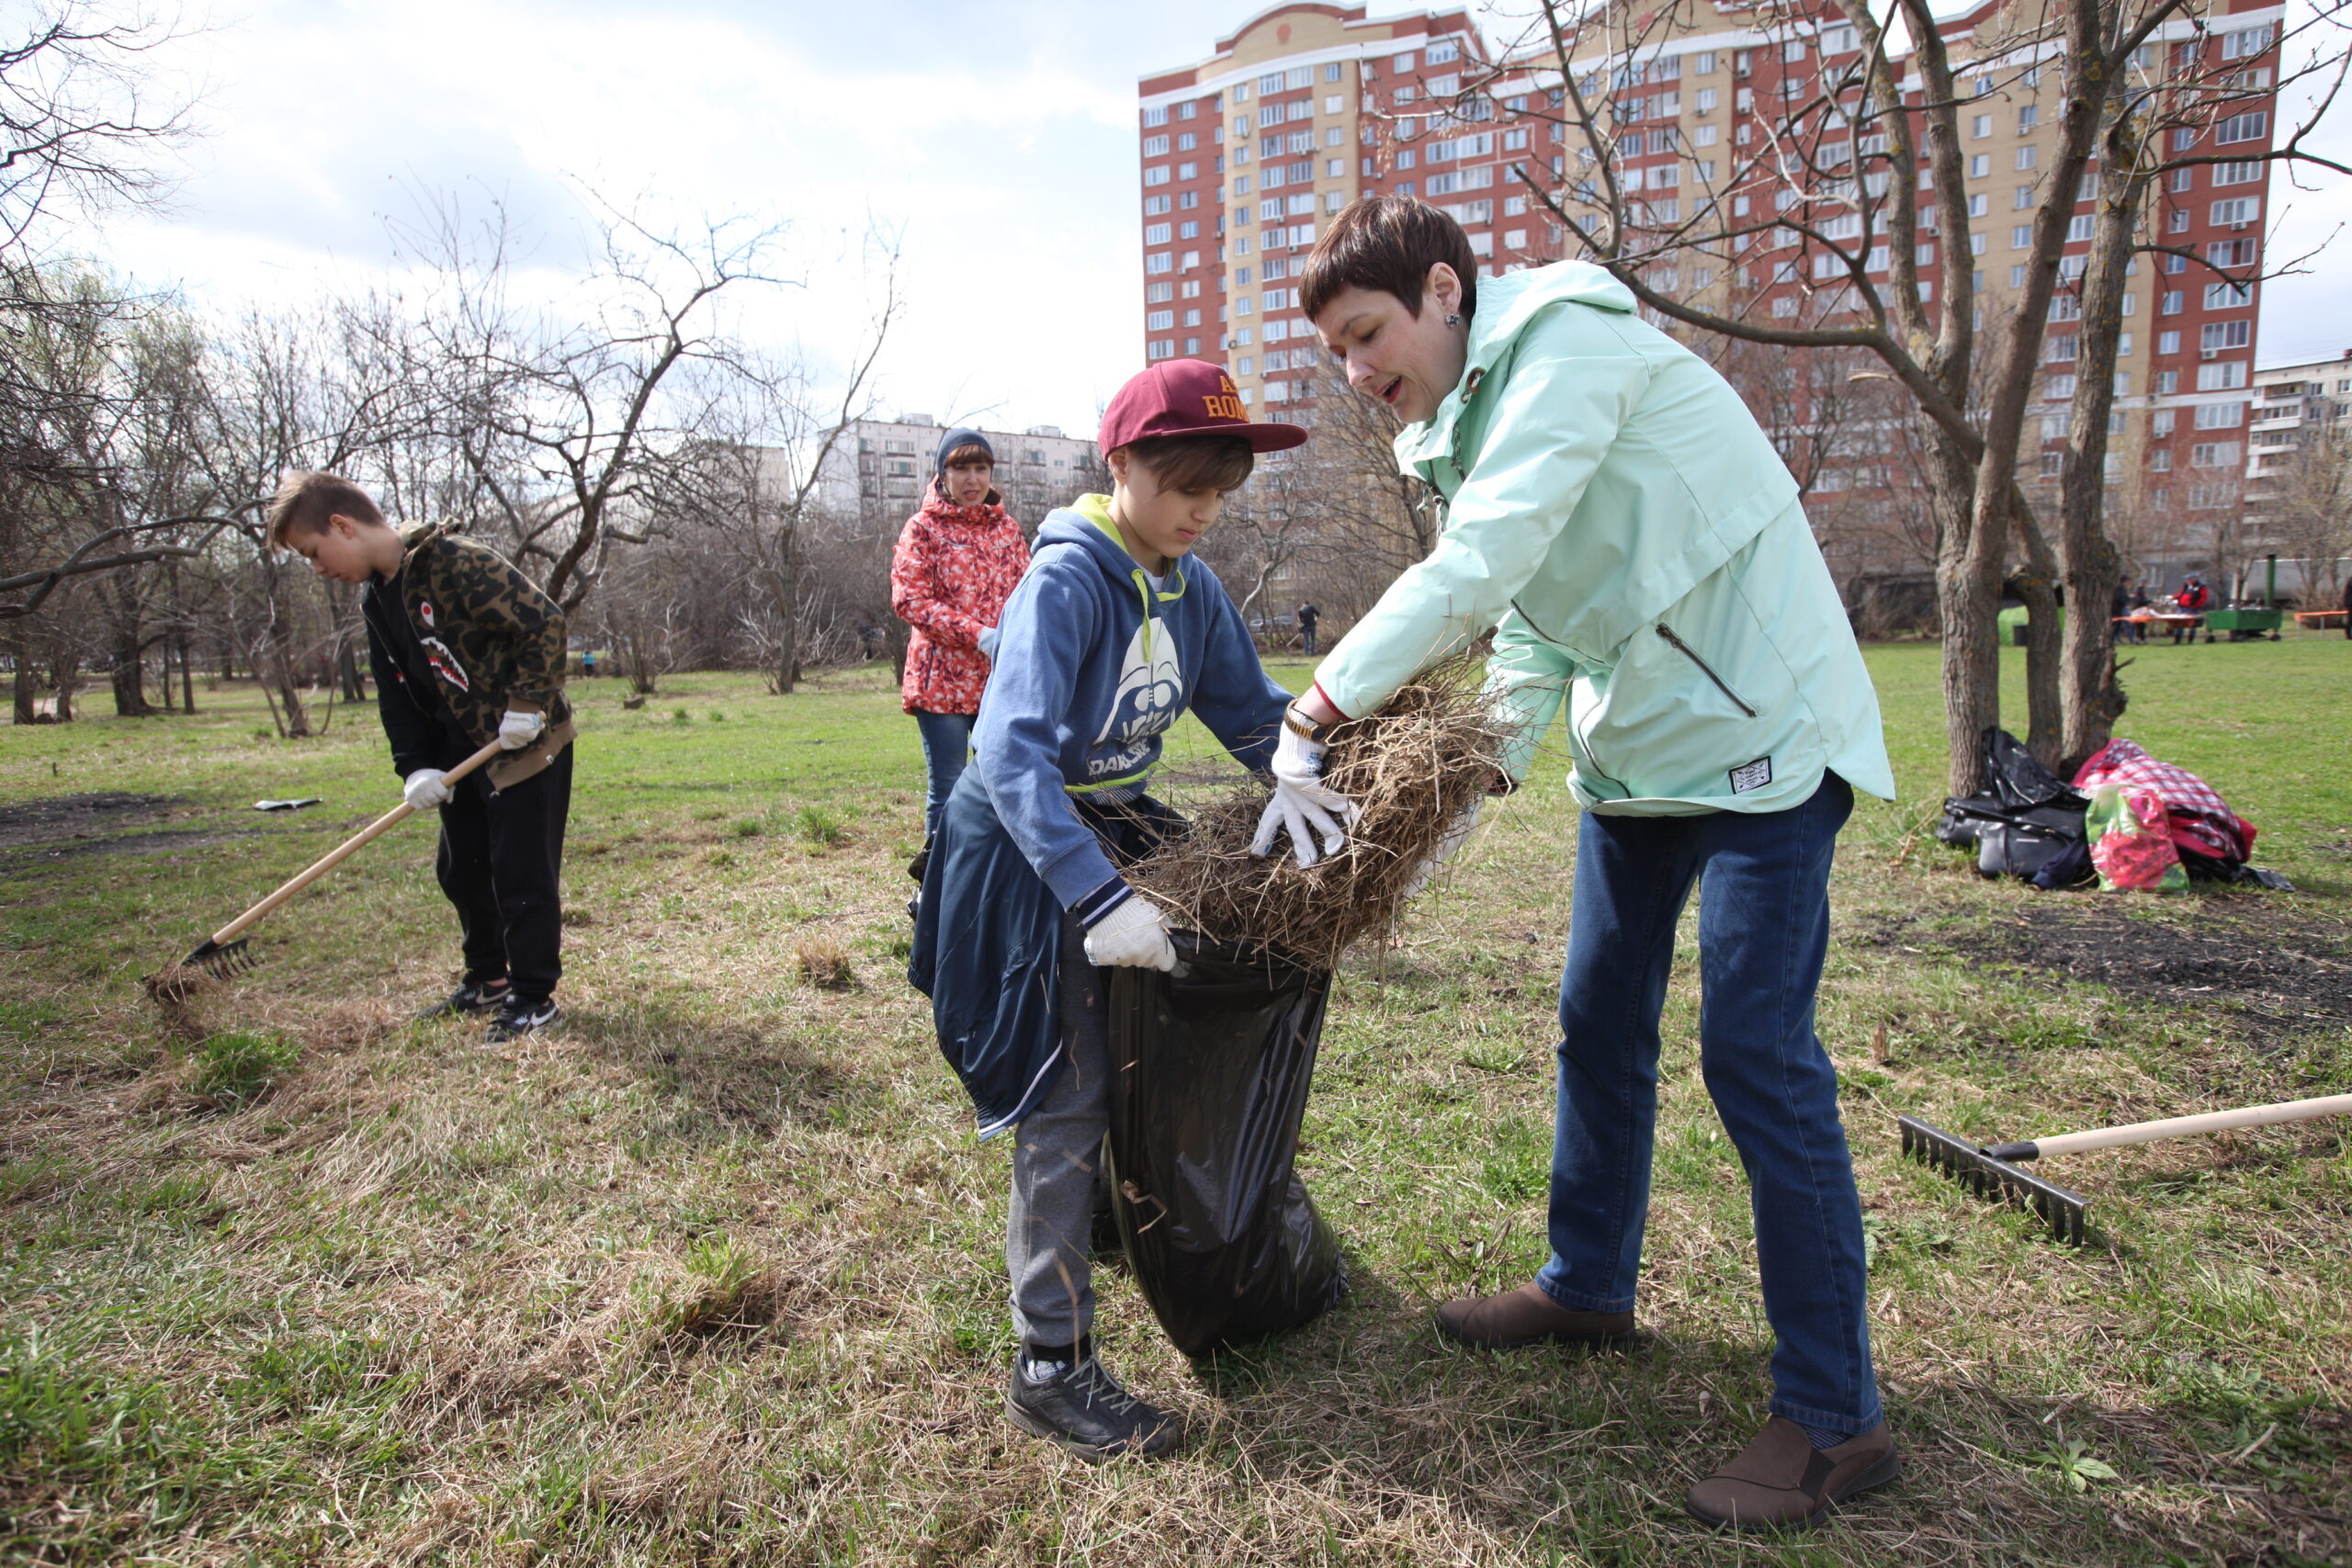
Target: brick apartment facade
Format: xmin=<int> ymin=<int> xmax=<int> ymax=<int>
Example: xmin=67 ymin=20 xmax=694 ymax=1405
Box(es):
xmin=1137 ymin=1 xmax=2283 ymax=581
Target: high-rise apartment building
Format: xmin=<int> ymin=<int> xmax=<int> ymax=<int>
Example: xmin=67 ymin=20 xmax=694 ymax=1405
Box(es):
xmin=1136 ymin=6 xmax=1484 ymax=418
xmin=1136 ymin=1 xmax=2283 ymax=559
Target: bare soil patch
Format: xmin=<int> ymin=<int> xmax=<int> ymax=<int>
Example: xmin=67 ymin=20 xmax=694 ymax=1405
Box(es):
xmin=0 ymin=792 xmax=181 ymax=851
xmin=1863 ymin=898 xmax=2352 ymax=1043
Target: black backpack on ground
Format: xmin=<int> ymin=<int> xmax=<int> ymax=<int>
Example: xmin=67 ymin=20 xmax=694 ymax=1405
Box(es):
xmin=1936 ymin=728 xmax=2092 ymax=886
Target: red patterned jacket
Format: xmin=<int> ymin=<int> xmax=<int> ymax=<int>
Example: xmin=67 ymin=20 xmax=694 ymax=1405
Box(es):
xmin=890 ymin=483 xmax=1030 ymax=716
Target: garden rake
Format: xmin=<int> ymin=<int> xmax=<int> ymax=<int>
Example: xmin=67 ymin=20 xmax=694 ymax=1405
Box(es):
xmin=167 ymin=738 xmax=506 ymax=982
xmin=1899 ymin=1093 xmax=2352 ymax=1247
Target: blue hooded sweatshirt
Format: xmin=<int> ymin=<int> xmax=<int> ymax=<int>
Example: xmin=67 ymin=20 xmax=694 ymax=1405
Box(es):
xmin=976 ymin=495 xmax=1291 ymax=917
xmin=908 ymin=494 xmax=1293 ymax=1135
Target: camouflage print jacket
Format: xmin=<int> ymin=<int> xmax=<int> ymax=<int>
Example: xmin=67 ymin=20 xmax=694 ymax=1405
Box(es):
xmin=360 ymin=524 xmax=576 ymax=791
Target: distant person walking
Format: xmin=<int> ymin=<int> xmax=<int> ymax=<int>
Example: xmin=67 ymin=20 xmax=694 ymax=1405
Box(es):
xmin=891 ymin=429 xmax=1031 ymax=841
xmin=1296 ymin=601 xmax=1319 ymax=655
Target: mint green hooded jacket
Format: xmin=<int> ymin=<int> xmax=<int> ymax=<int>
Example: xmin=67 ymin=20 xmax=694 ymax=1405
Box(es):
xmin=1314 ymin=261 xmax=1894 ymax=816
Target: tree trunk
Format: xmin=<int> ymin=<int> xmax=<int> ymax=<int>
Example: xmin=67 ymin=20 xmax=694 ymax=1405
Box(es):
xmin=10 ymin=634 xmax=36 ymax=726
xmin=769 ymin=556 xmax=799 ymax=696
xmin=110 ymin=636 xmax=153 ymax=717
xmin=157 ymin=645 xmax=175 ymax=713
xmin=267 ymin=644 xmax=311 ymax=738
xmin=2007 ymin=496 xmax=2065 ymax=769
xmin=51 ymin=654 xmax=79 ymax=722
xmin=179 ymin=637 xmax=197 ymax=715
xmin=337 ymin=640 xmax=367 ymax=703
xmin=1930 ymin=440 xmax=2002 ymax=798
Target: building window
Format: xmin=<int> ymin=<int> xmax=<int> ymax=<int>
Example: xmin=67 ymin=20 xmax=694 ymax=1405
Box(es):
xmin=1972 ymin=114 xmax=1991 ymax=139
xmin=2210 ymin=197 xmax=2260 ymax=226
xmin=1143 ymin=195 xmax=1170 ymax=216
xmin=2016 ymin=145 xmax=2037 ymax=171
xmin=2194 ymin=400 xmax=2245 ymax=427
xmin=2067 ymin=214 xmax=2093 ymax=242
xmin=2200 ymin=321 xmax=2251 ymax=352
xmin=2013 ymin=186 xmax=2035 ymax=209
xmin=2196 ymin=361 xmax=2248 ymax=391
xmin=1147 ymin=310 xmax=1174 ymax=330
xmin=2204 ymin=281 xmax=2254 ymax=310
xmin=2018 ymin=105 xmax=2039 ymax=131
xmin=1143 ymin=107 xmax=1168 ymax=128
xmin=2216 ymin=112 xmax=2268 ymax=145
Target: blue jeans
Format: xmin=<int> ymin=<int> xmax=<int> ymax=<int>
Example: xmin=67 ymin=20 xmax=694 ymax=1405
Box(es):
xmin=1536 ymin=772 xmax=1880 ymax=1437
xmin=912 ymin=708 xmax=974 ymax=841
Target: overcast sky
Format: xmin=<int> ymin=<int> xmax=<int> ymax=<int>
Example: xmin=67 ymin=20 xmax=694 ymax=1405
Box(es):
xmin=90 ymin=0 xmax=2352 ymax=439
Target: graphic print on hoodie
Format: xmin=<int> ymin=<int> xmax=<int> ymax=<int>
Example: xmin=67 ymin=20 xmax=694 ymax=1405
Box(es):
xmin=1091 ymin=613 xmax=1184 ymax=782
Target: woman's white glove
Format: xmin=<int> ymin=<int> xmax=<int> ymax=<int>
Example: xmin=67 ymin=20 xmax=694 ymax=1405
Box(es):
xmin=978 ymin=625 xmax=1001 ymax=660
xmin=1082 ymin=896 xmax=1178 ymax=971
xmin=403 ymin=769 xmax=453 ymax=810
xmin=1249 ymin=706 xmax=1358 ymax=868
xmin=497 ymin=709 xmax=547 ymax=750
xmin=1401 ymin=799 xmax=1482 ymax=897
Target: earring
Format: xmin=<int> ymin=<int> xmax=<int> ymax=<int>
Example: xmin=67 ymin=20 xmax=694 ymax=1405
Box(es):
xmin=1444 ymin=312 xmax=1462 ymax=327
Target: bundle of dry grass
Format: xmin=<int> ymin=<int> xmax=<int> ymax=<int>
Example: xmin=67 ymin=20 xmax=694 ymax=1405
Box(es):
xmin=1129 ymin=660 xmax=1509 ymax=969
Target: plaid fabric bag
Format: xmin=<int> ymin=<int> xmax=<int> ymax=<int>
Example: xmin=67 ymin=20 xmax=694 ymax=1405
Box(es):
xmin=2073 ymin=739 xmax=2256 ymax=865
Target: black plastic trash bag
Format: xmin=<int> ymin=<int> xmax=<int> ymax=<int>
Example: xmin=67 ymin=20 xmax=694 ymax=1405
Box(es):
xmin=1938 ymin=728 xmax=2091 ymax=884
xmin=1105 ymin=933 xmax=1347 ymax=1359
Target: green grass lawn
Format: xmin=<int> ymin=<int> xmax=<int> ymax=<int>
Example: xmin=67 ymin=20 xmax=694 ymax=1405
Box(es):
xmin=1 ymin=633 xmax=2346 ymax=1566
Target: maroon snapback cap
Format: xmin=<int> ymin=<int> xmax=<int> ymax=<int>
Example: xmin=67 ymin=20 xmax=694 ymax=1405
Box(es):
xmin=1099 ymin=359 xmax=1310 ymax=455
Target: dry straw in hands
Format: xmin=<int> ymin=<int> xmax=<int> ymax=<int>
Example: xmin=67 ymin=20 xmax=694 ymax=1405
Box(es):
xmin=1128 ymin=659 xmax=1509 ymax=970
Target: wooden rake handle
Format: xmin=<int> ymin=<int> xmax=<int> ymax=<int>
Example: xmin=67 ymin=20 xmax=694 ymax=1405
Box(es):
xmin=208 ymin=739 xmax=507 ymax=947
xmin=2000 ymin=1093 xmax=2352 ymax=1160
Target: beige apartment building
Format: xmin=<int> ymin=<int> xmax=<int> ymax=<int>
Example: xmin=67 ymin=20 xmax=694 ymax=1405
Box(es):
xmin=1136 ymin=1 xmax=2284 ymax=580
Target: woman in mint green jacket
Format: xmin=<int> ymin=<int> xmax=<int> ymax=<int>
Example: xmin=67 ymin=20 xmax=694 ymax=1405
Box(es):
xmin=1255 ymin=198 xmax=1899 ymax=1533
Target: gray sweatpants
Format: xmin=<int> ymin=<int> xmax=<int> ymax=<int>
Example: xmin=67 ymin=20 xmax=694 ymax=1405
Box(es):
xmin=1005 ymin=914 xmax=1113 ymax=1349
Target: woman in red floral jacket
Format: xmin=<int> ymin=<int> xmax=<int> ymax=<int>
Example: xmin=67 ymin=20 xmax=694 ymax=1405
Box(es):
xmin=891 ymin=427 xmax=1031 ymax=839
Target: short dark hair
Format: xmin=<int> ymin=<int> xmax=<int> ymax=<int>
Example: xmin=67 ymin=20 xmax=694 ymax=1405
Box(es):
xmin=943 ymin=442 xmax=993 ymax=468
xmin=1120 ymin=434 xmax=1255 ymax=494
xmin=266 ymin=471 xmax=382 ymax=548
xmin=1299 ymin=196 xmax=1478 ymax=324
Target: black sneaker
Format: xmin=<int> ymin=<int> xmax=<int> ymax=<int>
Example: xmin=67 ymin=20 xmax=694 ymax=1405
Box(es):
xmin=1006 ymin=1350 xmax=1182 ymax=1462
xmin=484 ymin=998 xmax=562 ymax=1043
xmin=418 ymin=978 xmax=511 ymax=1020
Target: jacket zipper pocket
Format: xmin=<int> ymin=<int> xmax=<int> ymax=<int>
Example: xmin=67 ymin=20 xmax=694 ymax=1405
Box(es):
xmin=1655 ymin=626 xmax=1757 ymax=717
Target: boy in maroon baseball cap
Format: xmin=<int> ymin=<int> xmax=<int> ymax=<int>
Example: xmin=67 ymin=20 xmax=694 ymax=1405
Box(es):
xmin=908 ymin=361 xmax=1326 ymax=1460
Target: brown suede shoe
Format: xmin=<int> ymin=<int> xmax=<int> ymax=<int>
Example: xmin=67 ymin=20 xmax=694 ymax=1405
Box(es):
xmin=1432 ymin=1283 xmax=1636 ymax=1349
xmin=1685 ymin=1416 xmax=1898 ymax=1531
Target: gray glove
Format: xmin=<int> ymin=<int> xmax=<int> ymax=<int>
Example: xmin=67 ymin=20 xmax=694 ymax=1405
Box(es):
xmin=403 ymin=769 xmax=453 ymax=811
xmin=1082 ymin=895 xmax=1178 ymax=970
xmin=497 ymin=709 xmax=547 ymax=750
xmin=1401 ymin=799 xmax=1482 ymax=897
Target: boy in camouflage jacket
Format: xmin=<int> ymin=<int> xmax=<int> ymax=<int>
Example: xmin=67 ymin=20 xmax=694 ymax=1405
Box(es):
xmin=269 ymin=471 xmax=576 ymax=1042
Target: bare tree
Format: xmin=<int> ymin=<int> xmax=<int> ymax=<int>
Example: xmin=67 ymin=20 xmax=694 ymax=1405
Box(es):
xmin=390 ymin=197 xmax=803 ymax=615
xmin=1489 ymin=0 xmax=2351 ymax=790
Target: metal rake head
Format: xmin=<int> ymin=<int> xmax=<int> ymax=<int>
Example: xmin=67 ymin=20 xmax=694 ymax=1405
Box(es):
xmin=1898 ymin=1114 xmax=2089 ymax=1247
xmin=178 ymin=936 xmax=257 ymax=981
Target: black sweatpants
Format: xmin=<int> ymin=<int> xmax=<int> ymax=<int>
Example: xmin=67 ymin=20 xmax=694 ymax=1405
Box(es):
xmin=435 ymin=743 xmax=572 ymax=1003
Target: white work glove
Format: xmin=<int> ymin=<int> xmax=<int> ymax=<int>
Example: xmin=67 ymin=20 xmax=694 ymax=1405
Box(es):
xmin=403 ymin=769 xmax=453 ymax=811
xmin=1249 ymin=705 xmax=1359 ymax=868
xmin=1401 ymin=799 xmax=1483 ymax=898
xmin=497 ymin=709 xmax=546 ymax=750
xmin=978 ymin=625 xmax=1001 ymax=660
xmin=1082 ymin=895 xmax=1178 ymax=971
